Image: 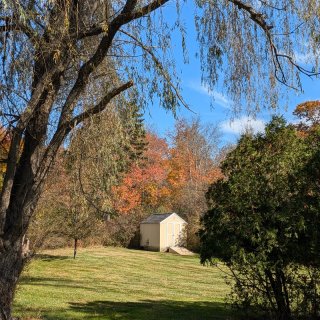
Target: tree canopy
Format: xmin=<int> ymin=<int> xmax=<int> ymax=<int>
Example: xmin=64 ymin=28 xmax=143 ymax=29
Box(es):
xmin=200 ymin=115 xmax=320 ymax=319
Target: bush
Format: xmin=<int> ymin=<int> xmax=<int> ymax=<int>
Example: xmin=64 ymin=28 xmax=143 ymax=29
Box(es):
xmin=200 ymin=116 xmax=320 ymax=319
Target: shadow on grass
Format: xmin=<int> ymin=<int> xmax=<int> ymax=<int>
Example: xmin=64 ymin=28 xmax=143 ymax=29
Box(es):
xmin=14 ymin=300 xmax=235 ymax=320
xmin=15 ymin=300 xmax=267 ymax=320
xmin=15 ymin=299 xmax=263 ymax=320
xmin=14 ymin=300 xmax=239 ymax=320
xmin=66 ymin=299 xmax=236 ymax=320
xmin=34 ymin=254 xmax=70 ymax=261
xmin=18 ymin=275 xmax=88 ymax=290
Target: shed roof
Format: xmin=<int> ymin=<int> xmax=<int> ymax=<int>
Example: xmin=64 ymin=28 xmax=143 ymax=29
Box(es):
xmin=141 ymin=212 xmax=187 ymax=224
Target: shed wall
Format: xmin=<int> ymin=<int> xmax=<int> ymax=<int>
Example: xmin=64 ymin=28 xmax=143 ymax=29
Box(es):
xmin=159 ymin=223 xmax=166 ymax=251
xmin=140 ymin=223 xmax=160 ymax=251
xmin=159 ymin=215 xmax=187 ymax=251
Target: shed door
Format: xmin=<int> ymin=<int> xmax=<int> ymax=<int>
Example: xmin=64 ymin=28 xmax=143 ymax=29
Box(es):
xmin=174 ymin=223 xmax=181 ymax=246
xmin=167 ymin=223 xmax=175 ymax=247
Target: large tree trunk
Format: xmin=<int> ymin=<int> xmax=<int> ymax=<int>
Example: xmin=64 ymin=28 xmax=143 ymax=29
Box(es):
xmin=0 ymin=235 xmax=25 ymax=320
xmin=0 ymin=124 xmax=45 ymax=320
xmin=0 ymin=2 xmax=165 ymax=319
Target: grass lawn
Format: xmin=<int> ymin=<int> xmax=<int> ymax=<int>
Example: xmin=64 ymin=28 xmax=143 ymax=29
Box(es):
xmin=13 ymin=247 xmax=235 ymax=320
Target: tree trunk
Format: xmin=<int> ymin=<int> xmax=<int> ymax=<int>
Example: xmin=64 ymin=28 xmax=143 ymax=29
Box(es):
xmin=0 ymin=131 xmax=44 ymax=320
xmin=0 ymin=236 xmax=25 ymax=320
xmin=73 ymin=238 xmax=78 ymax=259
xmin=265 ymin=268 xmax=292 ymax=320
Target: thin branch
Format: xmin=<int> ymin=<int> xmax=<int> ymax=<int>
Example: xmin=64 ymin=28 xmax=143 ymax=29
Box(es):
xmin=37 ymin=81 xmax=133 ymax=189
xmin=227 ymin=0 xmax=319 ymax=89
xmin=67 ymin=81 xmax=134 ymax=128
xmin=277 ymin=53 xmax=320 ymax=76
xmin=272 ymin=22 xmax=305 ymax=36
xmin=77 ymin=0 xmax=169 ymax=39
xmin=0 ymin=17 xmax=39 ymax=42
xmin=257 ymin=0 xmax=287 ymax=11
xmin=59 ymin=0 xmax=169 ymax=134
xmin=120 ymin=29 xmax=193 ymax=113
xmin=228 ymin=0 xmax=274 ymax=31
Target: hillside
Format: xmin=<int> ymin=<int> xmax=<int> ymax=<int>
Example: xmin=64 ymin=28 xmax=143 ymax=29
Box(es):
xmin=13 ymin=247 xmax=233 ymax=320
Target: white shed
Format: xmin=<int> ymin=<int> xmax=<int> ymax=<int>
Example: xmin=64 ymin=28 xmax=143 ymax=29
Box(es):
xmin=140 ymin=213 xmax=187 ymax=252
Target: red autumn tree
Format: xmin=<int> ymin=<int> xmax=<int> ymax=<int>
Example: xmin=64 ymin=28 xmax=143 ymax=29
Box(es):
xmin=112 ymin=119 xmax=223 ymax=251
xmin=112 ymin=132 xmax=170 ymax=214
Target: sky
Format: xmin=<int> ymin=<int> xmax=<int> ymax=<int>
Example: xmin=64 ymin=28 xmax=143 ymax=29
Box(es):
xmin=142 ymin=1 xmax=320 ymax=147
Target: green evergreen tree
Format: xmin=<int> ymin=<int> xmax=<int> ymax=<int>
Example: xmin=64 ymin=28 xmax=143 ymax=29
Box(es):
xmin=121 ymin=102 xmax=148 ymax=163
xmin=200 ymin=116 xmax=320 ymax=319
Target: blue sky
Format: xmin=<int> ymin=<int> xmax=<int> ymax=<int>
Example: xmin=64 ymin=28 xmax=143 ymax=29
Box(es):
xmin=143 ymin=1 xmax=320 ymax=147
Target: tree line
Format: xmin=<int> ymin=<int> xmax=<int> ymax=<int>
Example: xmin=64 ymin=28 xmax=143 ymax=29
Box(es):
xmin=23 ymin=111 xmax=222 ymax=256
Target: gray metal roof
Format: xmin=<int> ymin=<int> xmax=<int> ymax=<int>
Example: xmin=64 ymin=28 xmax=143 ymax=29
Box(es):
xmin=141 ymin=213 xmax=174 ymax=224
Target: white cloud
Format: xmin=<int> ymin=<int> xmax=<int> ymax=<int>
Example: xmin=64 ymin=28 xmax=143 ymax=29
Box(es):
xmin=294 ymin=52 xmax=313 ymax=64
xmin=221 ymin=116 xmax=265 ymax=135
xmin=293 ymin=41 xmax=320 ymax=65
xmin=212 ymin=90 xmax=230 ymax=108
xmin=187 ymin=81 xmax=231 ymax=108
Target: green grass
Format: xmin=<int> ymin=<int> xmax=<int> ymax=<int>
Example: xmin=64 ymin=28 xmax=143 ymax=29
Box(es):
xmin=13 ymin=247 xmax=235 ymax=320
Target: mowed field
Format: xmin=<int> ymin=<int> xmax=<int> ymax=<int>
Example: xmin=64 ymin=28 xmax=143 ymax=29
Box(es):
xmin=13 ymin=247 xmax=234 ymax=320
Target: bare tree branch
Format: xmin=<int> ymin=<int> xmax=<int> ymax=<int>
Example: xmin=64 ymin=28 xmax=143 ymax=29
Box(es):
xmin=227 ymin=0 xmax=319 ymax=88
xmin=78 ymin=0 xmax=169 ymax=39
xmin=121 ymin=0 xmax=138 ymax=14
xmin=58 ymin=1 xmax=169 ymax=131
xmin=36 ymin=80 xmax=134 ymax=189
xmin=0 ymin=16 xmax=39 ymax=42
xmin=228 ymin=0 xmax=273 ymax=31
xmin=120 ymin=29 xmax=193 ymax=113
xmin=67 ymin=80 xmax=134 ymax=128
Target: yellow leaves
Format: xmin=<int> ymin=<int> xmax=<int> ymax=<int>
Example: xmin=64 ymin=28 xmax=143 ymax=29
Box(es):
xmin=53 ymin=50 xmax=61 ymax=64
xmin=0 ymin=126 xmax=11 ymax=191
xmin=295 ymin=100 xmax=320 ymax=116
xmin=101 ymin=22 xmax=109 ymax=33
xmin=0 ymin=163 xmax=6 ymax=173
xmin=294 ymin=100 xmax=320 ymax=133
xmin=63 ymin=0 xmax=71 ymax=31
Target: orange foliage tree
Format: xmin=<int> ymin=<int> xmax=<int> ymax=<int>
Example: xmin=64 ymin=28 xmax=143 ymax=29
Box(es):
xmin=113 ymin=119 xmax=222 ymax=251
xmin=0 ymin=128 xmax=13 ymax=190
xmin=166 ymin=119 xmax=222 ymax=250
xmin=112 ymin=132 xmax=170 ymax=215
xmin=294 ymin=100 xmax=320 ymax=132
